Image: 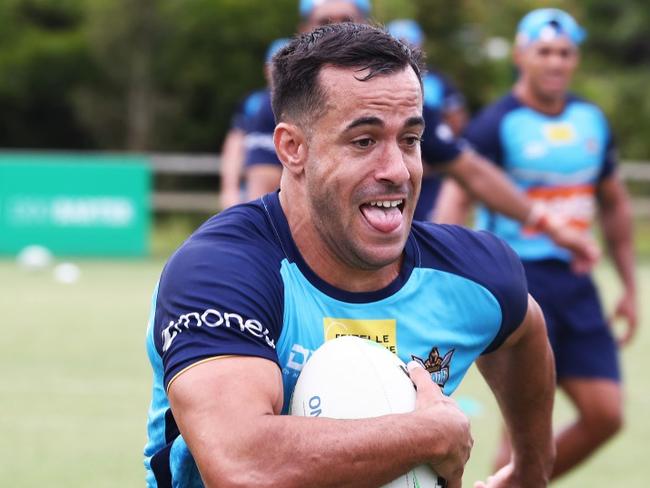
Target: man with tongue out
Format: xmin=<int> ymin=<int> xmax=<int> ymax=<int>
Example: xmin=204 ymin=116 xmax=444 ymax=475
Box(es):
xmin=144 ymin=23 xmax=556 ymax=488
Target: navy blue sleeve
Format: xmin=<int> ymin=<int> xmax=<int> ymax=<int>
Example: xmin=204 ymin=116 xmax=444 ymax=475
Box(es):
xmin=415 ymin=223 xmax=529 ymax=353
xmin=244 ymin=96 xmax=281 ymax=167
xmin=153 ymin=212 xmax=284 ymax=389
xmin=598 ymin=119 xmax=617 ymax=182
xmin=463 ymin=106 xmax=505 ymax=167
xmin=230 ymin=99 xmax=248 ymax=131
xmin=473 ymin=231 xmax=529 ymax=353
xmin=421 ymin=105 xmax=463 ymax=166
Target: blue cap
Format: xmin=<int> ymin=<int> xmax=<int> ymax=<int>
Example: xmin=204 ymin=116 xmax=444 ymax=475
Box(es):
xmin=265 ymin=38 xmax=291 ymax=63
xmin=516 ymin=8 xmax=586 ymax=47
xmin=299 ymin=0 xmax=371 ymax=19
xmin=387 ymin=19 xmax=424 ymax=47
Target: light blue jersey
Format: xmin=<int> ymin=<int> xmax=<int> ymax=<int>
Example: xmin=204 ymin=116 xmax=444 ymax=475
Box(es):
xmin=144 ymin=191 xmax=528 ymax=487
xmin=465 ymin=93 xmax=616 ymax=261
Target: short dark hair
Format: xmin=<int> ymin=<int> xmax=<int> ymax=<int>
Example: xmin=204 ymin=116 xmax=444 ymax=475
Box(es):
xmin=271 ymin=22 xmax=424 ymax=125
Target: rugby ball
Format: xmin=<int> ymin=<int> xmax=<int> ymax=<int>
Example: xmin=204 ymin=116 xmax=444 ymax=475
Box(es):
xmin=290 ymin=336 xmax=444 ymax=488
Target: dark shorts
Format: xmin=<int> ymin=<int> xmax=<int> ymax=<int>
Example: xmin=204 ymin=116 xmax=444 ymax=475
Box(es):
xmin=523 ymin=259 xmax=620 ymax=382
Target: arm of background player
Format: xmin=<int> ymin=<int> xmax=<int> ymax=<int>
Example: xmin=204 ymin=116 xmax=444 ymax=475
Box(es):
xmin=441 ymin=150 xmax=600 ymax=271
xmin=597 ymin=172 xmax=638 ymax=345
xmin=219 ymin=128 xmax=246 ymax=209
xmin=168 ymin=355 xmax=472 ymax=488
xmin=474 ymin=295 xmax=555 ymax=488
xmin=432 ymin=178 xmax=475 ymax=225
xmin=246 ymin=164 xmax=283 ymax=200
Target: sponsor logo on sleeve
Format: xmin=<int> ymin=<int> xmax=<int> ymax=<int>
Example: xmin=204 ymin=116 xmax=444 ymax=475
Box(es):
xmin=161 ymin=308 xmax=275 ymax=353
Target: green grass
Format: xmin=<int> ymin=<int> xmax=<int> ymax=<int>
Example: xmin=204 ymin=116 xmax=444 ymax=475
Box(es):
xmin=1 ymin=250 xmax=648 ymax=486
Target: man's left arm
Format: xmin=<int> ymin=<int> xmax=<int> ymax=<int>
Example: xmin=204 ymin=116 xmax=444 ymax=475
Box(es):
xmin=597 ymin=172 xmax=638 ymax=345
xmin=474 ymin=295 xmax=556 ymax=488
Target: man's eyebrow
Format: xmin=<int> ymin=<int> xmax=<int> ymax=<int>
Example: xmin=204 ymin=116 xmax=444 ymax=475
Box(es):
xmin=344 ymin=115 xmax=425 ymax=132
xmin=344 ymin=116 xmax=384 ymax=131
xmin=405 ymin=116 xmax=425 ymax=128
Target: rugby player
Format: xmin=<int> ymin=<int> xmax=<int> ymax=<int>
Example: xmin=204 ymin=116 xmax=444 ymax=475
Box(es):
xmin=219 ymin=38 xmax=289 ymax=209
xmin=435 ymin=8 xmax=637 ymax=481
xmin=144 ymin=23 xmax=556 ymax=487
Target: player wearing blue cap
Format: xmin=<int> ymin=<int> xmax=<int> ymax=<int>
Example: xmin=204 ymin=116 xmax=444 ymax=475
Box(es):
xmin=436 ymin=9 xmax=637 ymax=482
xmin=145 ymin=23 xmax=557 ymax=487
xmin=243 ymin=1 xmax=369 ymax=201
xmin=220 ymin=38 xmax=290 ymax=209
xmin=387 ymin=19 xmax=468 ymax=221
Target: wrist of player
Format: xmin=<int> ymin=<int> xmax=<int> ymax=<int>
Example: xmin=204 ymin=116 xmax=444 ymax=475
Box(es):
xmin=525 ymin=203 xmax=563 ymax=238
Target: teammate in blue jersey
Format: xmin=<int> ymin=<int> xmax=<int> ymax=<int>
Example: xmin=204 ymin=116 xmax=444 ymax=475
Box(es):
xmin=144 ymin=23 xmax=557 ymax=488
xmin=436 ymin=9 xmax=638 ymax=481
xmin=220 ymin=38 xmax=289 ymax=209
xmin=244 ymin=0 xmax=370 ymax=200
xmin=387 ymin=19 xmax=469 ymax=221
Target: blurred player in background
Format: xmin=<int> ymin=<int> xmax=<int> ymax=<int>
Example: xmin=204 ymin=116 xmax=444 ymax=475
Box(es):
xmin=219 ymin=38 xmax=289 ymax=209
xmin=387 ymin=18 xmax=468 ymax=220
xmin=435 ymin=8 xmax=637 ymax=480
xmin=243 ymin=0 xmax=370 ymax=200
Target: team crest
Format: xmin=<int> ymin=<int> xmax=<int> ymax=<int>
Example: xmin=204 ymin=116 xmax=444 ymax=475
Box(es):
xmin=411 ymin=347 xmax=455 ymax=387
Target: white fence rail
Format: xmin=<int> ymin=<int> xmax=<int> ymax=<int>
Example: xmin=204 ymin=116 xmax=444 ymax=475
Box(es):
xmin=150 ymin=154 xmax=650 ymax=216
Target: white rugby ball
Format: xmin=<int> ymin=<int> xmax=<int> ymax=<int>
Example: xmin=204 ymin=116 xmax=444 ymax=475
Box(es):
xmin=290 ymin=336 xmax=444 ymax=488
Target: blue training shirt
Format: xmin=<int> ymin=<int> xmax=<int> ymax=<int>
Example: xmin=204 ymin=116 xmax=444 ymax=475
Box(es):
xmin=465 ymin=93 xmax=617 ymax=262
xmin=144 ymin=191 xmax=528 ymax=487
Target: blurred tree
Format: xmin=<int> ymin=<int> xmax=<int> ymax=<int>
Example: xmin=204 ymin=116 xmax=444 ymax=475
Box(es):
xmin=0 ymin=0 xmax=646 ymax=158
xmin=0 ymin=0 xmax=96 ymax=148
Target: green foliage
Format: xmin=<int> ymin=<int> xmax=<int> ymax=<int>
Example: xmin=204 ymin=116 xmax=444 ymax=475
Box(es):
xmin=0 ymin=0 xmax=647 ymax=157
xmin=0 ymin=0 xmax=96 ymax=148
xmin=408 ymin=0 xmax=650 ymax=158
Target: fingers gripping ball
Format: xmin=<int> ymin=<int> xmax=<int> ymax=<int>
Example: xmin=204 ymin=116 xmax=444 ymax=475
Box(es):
xmin=290 ymin=336 xmax=444 ymax=487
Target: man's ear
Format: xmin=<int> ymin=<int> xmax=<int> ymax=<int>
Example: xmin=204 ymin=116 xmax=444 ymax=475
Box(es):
xmin=274 ymin=122 xmax=308 ymax=175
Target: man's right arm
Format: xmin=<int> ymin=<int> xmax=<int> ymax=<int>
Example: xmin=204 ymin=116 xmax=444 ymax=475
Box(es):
xmin=474 ymin=295 xmax=556 ymax=488
xmin=168 ymin=355 xmax=472 ymax=488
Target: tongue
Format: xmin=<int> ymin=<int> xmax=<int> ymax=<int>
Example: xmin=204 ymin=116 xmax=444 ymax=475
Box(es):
xmin=361 ymin=204 xmax=403 ymax=233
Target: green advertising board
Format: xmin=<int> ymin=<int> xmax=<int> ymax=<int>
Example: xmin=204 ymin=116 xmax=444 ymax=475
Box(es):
xmin=0 ymin=153 xmax=151 ymax=256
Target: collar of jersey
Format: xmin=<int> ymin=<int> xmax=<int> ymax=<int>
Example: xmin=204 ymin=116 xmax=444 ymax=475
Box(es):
xmin=262 ymin=191 xmax=417 ymax=303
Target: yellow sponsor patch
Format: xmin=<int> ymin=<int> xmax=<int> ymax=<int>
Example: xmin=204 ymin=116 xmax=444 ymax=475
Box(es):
xmin=324 ymin=317 xmax=397 ymax=353
xmin=543 ymin=122 xmax=576 ymax=144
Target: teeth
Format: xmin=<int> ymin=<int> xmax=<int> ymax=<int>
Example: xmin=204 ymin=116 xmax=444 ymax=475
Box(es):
xmin=369 ymin=200 xmax=403 ymax=208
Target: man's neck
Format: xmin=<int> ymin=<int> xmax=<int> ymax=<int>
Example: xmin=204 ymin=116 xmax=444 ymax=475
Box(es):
xmin=279 ymin=189 xmax=402 ymax=293
xmin=513 ymin=81 xmax=567 ymax=116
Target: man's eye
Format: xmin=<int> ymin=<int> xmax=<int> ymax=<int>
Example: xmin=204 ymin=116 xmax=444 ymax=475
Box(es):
xmin=353 ymin=138 xmax=374 ymax=148
xmin=403 ymin=136 xmax=422 ymax=147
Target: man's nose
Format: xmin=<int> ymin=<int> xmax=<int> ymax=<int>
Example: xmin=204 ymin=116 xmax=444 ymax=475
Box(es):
xmin=375 ymin=142 xmax=411 ymax=185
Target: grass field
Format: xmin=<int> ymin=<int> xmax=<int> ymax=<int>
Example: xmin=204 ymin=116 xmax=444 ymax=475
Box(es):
xmin=1 ymin=235 xmax=648 ymax=486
